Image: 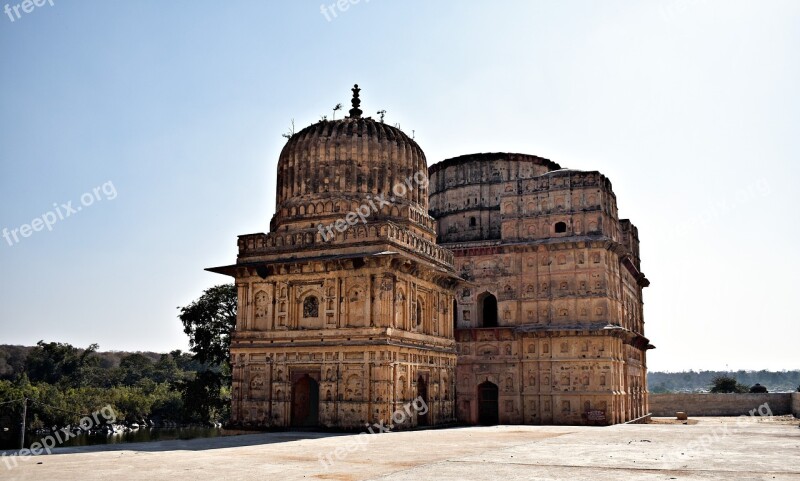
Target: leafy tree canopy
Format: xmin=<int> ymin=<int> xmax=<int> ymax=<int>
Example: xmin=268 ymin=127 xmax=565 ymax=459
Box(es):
xmin=176 ymin=284 xmax=236 ymax=423
xmin=710 ymin=375 xmax=749 ymax=393
xmin=25 ymin=341 xmax=99 ymax=386
xmin=178 ymin=284 xmax=236 ymax=367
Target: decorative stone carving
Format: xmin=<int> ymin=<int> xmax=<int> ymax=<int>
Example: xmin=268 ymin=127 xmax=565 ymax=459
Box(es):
xmin=215 ymin=93 xmax=649 ymax=429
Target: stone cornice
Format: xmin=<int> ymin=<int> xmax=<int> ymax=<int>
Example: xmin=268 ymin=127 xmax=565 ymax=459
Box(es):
xmin=445 ymin=235 xmax=618 ymax=255
xmin=208 ymin=249 xmax=465 ymax=289
xmin=455 ymin=324 xmax=652 ymax=349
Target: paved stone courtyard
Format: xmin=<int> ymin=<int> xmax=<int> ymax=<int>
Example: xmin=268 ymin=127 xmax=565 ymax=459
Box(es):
xmin=3 ymin=417 xmax=799 ymax=480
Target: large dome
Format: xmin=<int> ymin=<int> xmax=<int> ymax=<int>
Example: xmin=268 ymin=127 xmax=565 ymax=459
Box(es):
xmin=271 ymin=85 xmax=430 ymax=234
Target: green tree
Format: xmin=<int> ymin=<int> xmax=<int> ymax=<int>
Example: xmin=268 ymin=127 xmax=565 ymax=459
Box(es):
xmin=25 ymin=341 xmax=99 ymax=387
xmin=177 ymin=370 xmax=226 ymax=423
xmin=0 ymin=346 xmax=29 ymax=380
xmin=168 ymin=350 xmax=203 ymax=372
xmin=710 ymin=375 xmax=749 ymax=393
xmin=119 ymin=353 xmax=155 ymax=386
xmin=650 ymin=382 xmax=671 ymax=394
xmin=177 ymin=284 xmax=236 ymax=423
xmin=151 ymin=354 xmax=184 ymax=384
xmin=178 ymin=284 xmax=236 ymax=366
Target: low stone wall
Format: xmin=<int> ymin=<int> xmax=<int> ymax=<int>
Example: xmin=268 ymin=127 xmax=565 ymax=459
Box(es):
xmin=793 ymin=393 xmax=800 ymax=417
xmin=649 ymin=393 xmax=794 ymax=417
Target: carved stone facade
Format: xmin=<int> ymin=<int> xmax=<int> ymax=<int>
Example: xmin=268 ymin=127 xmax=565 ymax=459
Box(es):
xmin=209 ymin=88 xmax=458 ymax=429
xmin=223 ymin=261 xmax=458 ymax=430
xmin=429 ymin=153 xmax=652 ymax=425
xmin=210 ymin=90 xmax=651 ymax=429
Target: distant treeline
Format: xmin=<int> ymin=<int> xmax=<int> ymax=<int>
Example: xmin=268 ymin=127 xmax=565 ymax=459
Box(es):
xmin=0 ymin=345 xmax=185 ymax=381
xmin=649 ymin=370 xmax=800 ymax=393
xmin=0 ymin=342 xmax=227 ymax=443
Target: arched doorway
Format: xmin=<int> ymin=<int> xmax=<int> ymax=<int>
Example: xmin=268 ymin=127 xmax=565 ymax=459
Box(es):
xmin=291 ymin=374 xmax=319 ymax=427
xmin=417 ymin=375 xmax=429 ymax=426
xmin=478 ymin=381 xmax=499 ymax=425
xmin=478 ymin=292 xmax=498 ymax=327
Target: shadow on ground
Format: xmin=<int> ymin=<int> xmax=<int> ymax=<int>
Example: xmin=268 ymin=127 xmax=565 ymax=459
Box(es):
xmin=3 ymin=430 xmax=351 ymax=456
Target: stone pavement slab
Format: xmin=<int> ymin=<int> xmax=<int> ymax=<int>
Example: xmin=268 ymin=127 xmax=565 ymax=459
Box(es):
xmin=2 ymin=418 xmax=799 ymax=481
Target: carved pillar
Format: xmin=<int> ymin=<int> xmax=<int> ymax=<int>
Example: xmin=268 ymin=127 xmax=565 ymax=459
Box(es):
xmin=267 ymin=358 xmax=273 ymax=426
xmin=237 ymin=283 xmax=249 ymax=330
xmin=366 ymin=273 xmax=373 ymax=327
xmin=337 ymin=277 xmax=344 ymax=328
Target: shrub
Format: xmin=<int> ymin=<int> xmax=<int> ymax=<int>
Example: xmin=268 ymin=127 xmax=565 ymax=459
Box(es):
xmin=710 ymin=375 xmax=749 ymax=393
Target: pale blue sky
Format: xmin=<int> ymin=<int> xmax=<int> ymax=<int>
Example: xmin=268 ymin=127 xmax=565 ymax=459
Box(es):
xmin=1 ymin=1 xmax=798 ymax=372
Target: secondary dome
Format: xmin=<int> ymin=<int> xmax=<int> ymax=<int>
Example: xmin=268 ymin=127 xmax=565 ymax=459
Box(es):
xmin=271 ymin=85 xmax=429 ymax=232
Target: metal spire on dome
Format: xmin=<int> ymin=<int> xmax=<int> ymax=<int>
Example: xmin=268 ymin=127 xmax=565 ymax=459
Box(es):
xmin=349 ymin=84 xmax=362 ymax=118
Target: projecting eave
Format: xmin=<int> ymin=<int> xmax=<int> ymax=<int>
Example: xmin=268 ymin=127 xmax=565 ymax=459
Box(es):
xmin=206 ymin=263 xmax=243 ymax=277
xmin=509 ymin=323 xmax=652 ymax=349
xmin=206 ymin=249 xmax=468 ymax=288
xmin=512 ymin=321 xmax=622 ymax=333
xmin=621 ymin=256 xmax=650 ymax=288
xmin=205 ymin=250 xmax=402 ymax=277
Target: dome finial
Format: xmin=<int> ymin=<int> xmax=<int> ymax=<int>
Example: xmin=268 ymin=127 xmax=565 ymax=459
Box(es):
xmin=349 ymin=84 xmax=362 ymax=118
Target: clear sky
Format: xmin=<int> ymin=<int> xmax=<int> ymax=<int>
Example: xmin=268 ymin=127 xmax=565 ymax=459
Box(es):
xmin=1 ymin=1 xmax=798 ymax=372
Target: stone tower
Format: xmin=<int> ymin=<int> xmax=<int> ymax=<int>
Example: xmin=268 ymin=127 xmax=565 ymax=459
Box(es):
xmin=209 ymin=86 xmax=460 ymax=429
xmin=428 ymin=153 xmax=652 ymax=425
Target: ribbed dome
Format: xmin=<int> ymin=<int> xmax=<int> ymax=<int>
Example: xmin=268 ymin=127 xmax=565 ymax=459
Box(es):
xmin=272 ymin=116 xmax=429 ymax=231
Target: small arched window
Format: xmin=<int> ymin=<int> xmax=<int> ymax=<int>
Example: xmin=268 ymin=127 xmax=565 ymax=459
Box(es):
xmin=478 ymin=293 xmax=498 ymax=328
xmin=554 ymin=221 xmax=567 ymax=233
xmin=469 ymin=216 xmax=477 ymax=227
xmin=303 ymin=296 xmax=319 ymax=318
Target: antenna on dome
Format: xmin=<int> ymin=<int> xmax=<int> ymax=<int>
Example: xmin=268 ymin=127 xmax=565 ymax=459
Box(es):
xmin=349 ymin=84 xmax=362 ymax=118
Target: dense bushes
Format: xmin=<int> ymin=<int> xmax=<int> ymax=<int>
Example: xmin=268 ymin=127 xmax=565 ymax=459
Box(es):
xmin=0 ymin=342 xmax=227 ymax=434
xmin=709 ymin=375 xmax=749 ymax=393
